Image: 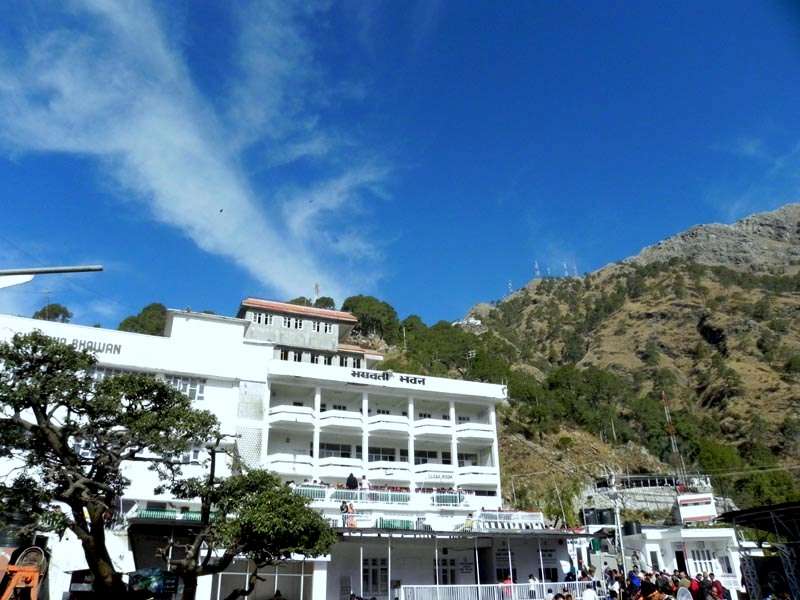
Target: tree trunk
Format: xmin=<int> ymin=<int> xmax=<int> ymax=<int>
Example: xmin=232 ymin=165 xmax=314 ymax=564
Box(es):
xmin=181 ymin=573 xmax=199 ymax=600
xmin=77 ymin=531 xmax=127 ymax=596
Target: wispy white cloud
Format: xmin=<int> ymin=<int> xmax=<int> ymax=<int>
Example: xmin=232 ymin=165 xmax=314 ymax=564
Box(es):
xmin=708 ymin=136 xmax=800 ymax=221
xmin=0 ymin=1 xmax=387 ymax=302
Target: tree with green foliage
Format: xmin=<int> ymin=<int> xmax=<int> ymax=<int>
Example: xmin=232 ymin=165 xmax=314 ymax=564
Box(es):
xmin=750 ymin=295 xmax=772 ymax=321
xmin=0 ymin=332 xmax=218 ymax=596
xmin=32 ymin=302 xmax=72 ymax=322
xmin=287 ymin=296 xmax=313 ymax=307
xmin=341 ymin=295 xmax=400 ymax=343
xmin=784 ymin=355 xmax=800 ymax=374
xmin=118 ymin=302 xmax=167 ymax=335
xmin=168 ymin=469 xmax=335 ymax=600
xmin=561 ymin=330 xmax=586 ymax=363
xmin=641 ymin=338 xmax=661 ymax=366
xmin=313 ymin=296 xmax=336 ymax=309
xmin=401 ymin=314 xmax=427 ymax=336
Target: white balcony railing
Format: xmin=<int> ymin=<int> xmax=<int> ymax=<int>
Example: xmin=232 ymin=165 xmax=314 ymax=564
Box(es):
xmin=402 ymin=582 xmax=605 ymax=600
xmin=291 ymin=485 xmax=472 ymax=509
xmin=318 ymin=456 xmax=363 ymax=478
xmin=471 ymin=509 xmax=545 ymax=530
xmin=414 ymin=418 xmax=453 ymax=438
xmin=456 ymin=465 xmax=498 ymax=487
xmin=455 ymin=421 xmax=495 ymax=440
xmin=266 ymin=453 xmax=313 ymax=477
xmin=268 ymin=404 xmax=315 ymax=426
xmin=319 ymin=409 xmax=362 ymax=429
xmin=368 ymin=414 xmax=409 ymax=434
xmin=414 ymin=462 xmax=455 ymax=484
xmin=368 ymin=460 xmax=412 ymax=481
xmin=331 ymin=512 xmax=420 ymax=530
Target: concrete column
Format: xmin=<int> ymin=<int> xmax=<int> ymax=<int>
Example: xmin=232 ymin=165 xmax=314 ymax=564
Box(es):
xmin=260 ymin=383 xmax=272 ymax=467
xmin=311 ymin=560 xmax=327 ymax=600
xmin=449 ymin=400 xmax=458 ymax=469
xmin=312 ymin=386 xmax=321 ymax=480
xmin=362 ymin=392 xmax=369 ymax=475
xmin=408 ymin=397 xmax=415 ymax=491
xmin=489 ymin=405 xmax=502 ymax=497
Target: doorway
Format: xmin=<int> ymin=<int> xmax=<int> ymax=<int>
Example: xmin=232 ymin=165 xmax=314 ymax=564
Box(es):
xmin=675 ymin=550 xmax=687 ymax=574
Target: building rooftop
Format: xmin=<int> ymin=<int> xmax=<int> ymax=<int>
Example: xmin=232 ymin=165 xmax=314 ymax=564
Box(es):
xmin=237 ymin=297 xmax=359 ymax=323
xmin=338 ymin=342 xmax=383 ymax=356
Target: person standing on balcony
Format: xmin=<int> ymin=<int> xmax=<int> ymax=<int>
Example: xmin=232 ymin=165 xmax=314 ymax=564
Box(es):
xmin=346 ymin=472 xmax=358 ymax=490
xmin=528 ymin=573 xmax=539 ymax=598
xmin=360 ymin=474 xmax=370 ymax=491
xmin=340 ymin=501 xmax=348 ymax=527
xmin=347 ymin=502 xmax=356 ymax=527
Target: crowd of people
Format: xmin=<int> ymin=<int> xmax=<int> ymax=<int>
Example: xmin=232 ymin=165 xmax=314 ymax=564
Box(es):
xmin=600 ymin=565 xmax=731 ymax=600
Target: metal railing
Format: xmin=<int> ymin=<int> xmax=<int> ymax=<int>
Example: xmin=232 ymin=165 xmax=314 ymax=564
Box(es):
xmin=129 ymin=508 xmax=202 ymax=522
xmin=331 ymin=489 xmax=412 ymax=504
xmin=402 ymin=581 xmax=606 ymax=600
xmin=292 ymin=485 xmax=468 ymax=507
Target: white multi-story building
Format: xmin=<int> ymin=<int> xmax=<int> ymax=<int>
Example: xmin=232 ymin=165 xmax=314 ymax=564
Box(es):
xmin=0 ymin=300 xmax=600 ymax=600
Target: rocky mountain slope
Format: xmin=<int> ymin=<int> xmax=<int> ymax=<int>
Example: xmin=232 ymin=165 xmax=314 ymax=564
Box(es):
xmin=465 ymin=204 xmax=800 ymax=514
xmin=628 ymin=204 xmax=800 ymax=271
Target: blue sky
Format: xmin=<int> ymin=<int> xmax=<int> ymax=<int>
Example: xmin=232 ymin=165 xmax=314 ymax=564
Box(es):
xmin=1 ymin=1 xmax=800 ymax=326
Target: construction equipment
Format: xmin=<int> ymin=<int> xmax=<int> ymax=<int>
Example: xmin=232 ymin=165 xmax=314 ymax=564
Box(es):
xmin=0 ymin=546 xmax=47 ymax=600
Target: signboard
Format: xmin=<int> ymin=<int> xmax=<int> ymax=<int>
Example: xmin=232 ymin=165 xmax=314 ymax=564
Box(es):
xmin=351 ymin=369 xmax=427 ymax=386
xmin=48 ymin=335 xmax=122 ymax=356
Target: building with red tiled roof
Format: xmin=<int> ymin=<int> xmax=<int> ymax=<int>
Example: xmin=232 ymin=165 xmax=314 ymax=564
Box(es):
xmin=237 ymin=297 xmax=378 ymax=369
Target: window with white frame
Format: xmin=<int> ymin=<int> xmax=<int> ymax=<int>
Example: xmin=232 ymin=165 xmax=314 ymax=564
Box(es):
xmin=280 ymin=348 xmax=289 ymax=361
xmin=319 ymin=443 xmax=351 ymax=458
xmin=457 ymin=453 xmax=478 ymax=467
xmin=164 ymin=375 xmax=206 ymax=401
xmin=73 ymin=439 xmax=96 ymax=459
xmin=252 ymin=312 xmax=272 ymax=325
xmin=363 ymin=558 xmax=388 ymax=595
xmin=311 ymin=354 xmax=320 ymax=364
xmin=353 ymin=358 xmax=362 ymax=368
xmin=292 ymin=351 xmax=302 ymax=362
xmin=368 ymin=447 xmax=396 ymax=462
xmin=293 ymin=318 xmax=303 ymax=329
xmin=331 ymin=404 xmax=347 ymax=411
xmin=91 ymin=366 xmax=133 ymax=381
xmin=340 ymin=356 xmax=349 ymax=367
xmin=690 ymin=549 xmax=714 ymax=574
xmin=457 ymin=415 xmax=471 ymax=423
xmin=283 ymin=316 xmax=291 ymax=328
xmin=719 ymin=554 xmax=733 ymax=574
xmin=180 ymin=448 xmax=201 ymax=464
xmin=312 ymin=321 xmax=321 ymax=332
xmin=418 ymin=412 xmax=432 ymax=419
xmin=376 ymin=409 xmax=390 ymax=415
xmin=324 ymin=355 xmax=333 ymax=366
xmin=434 ymin=558 xmax=456 ymax=586
xmin=324 ymin=322 xmax=334 ymax=334
xmin=414 ymin=450 xmax=440 ymax=465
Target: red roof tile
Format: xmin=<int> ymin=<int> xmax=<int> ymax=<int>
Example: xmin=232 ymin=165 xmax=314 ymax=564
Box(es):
xmin=239 ymin=298 xmax=358 ymax=323
xmin=338 ymin=343 xmax=384 ymax=356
